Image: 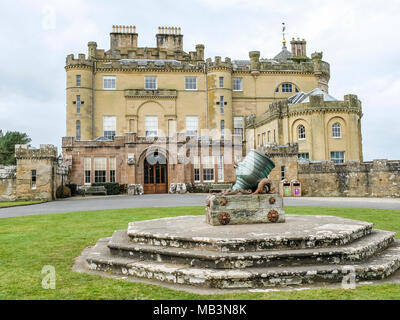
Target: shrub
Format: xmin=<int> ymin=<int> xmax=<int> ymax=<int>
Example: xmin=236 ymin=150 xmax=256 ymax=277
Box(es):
xmin=119 ymin=184 xmax=128 ymax=194
xmin=66 ymin=184 xmax=78 ymax=196
xmin=56 ymin=186 xmax=71 ymax=199
xmin=92 ymin=183 xmax=120 ymax=195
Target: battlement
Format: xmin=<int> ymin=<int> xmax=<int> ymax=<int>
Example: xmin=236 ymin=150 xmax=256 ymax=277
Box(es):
xmin=96 ymin=58 xmax=204 ymax=71
xmin=289 ymin=94 xmax=362 ymax=115
xmin=298 ymin=159 xmax=400 ymax=174
xmin=251 ymin=93 xmax=362 ymax=128
xmin=65 ymin=53 xmax=94 ymax=68
xmin=206 ymin=56 xmax=233 ymax=70
xmin=15 ymin=144 xmax=58 ymax=160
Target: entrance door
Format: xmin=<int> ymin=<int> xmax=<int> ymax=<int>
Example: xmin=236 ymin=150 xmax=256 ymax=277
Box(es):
xmin=143 ymin=152 xmax=168 ymax=194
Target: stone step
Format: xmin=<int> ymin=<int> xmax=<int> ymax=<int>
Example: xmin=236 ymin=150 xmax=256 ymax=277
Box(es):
xmin=108 ymin=229 xmax=395 ymax=269
xmin=127 ymin=215 xmax=373 ymax=252
xmin=87 ymin=239 xmax=400 ymax=289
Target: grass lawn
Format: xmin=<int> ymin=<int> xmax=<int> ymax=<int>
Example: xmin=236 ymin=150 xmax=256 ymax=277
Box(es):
xmin=0 ymin=206 xmax=399 ymax=300
xmin=0 ymin=201 xmax=43 ymax=208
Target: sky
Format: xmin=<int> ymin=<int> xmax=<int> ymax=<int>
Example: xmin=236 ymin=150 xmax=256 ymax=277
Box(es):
xmin=0 ymin=0 xmax=399 ymax=161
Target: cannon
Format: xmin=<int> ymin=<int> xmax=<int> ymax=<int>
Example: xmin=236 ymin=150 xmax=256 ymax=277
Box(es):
xmin=233 ymin=149 xmax=275 ymax=192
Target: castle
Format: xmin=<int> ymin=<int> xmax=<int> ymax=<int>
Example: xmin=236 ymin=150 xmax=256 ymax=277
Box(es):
xmin=1 ymin=25 xmax=399 ymax=201
xmin=61 ymin=25 xmax=363 ymax=193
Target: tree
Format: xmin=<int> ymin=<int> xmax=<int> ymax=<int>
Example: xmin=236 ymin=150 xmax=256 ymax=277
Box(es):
xmin=0 ymin=131 xmax=31 ymax=165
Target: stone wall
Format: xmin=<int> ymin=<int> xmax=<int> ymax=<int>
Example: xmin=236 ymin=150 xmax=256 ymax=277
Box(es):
xmin=15 ymin=144 xmax=59 ymax=201
xmin=298 ymin=160 xmax=400 ymax=198
xmin=0 ymin=166 xmax=16 ymax=201
xmin=259 ymin=143 xmax=299 ymax=190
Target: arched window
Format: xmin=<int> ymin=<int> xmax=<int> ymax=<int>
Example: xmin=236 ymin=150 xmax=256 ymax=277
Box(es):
xmin=332 ymin=122 xmax=341 ymax=138
xmin=76 ymin=120 xmax=81 ymax=141
xmin=298 ymin=125 xmax=306 ymax=140
xmin=282 ymin=83 xmax=293 ymax=92
xmin=276 ymin=83 xmax=299 ymax=93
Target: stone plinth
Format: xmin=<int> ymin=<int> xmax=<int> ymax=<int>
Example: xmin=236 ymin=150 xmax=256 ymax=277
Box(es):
xmin=206 ymin=194 xmax=285 ymax=226
xmin=77 ymin=214 xmax=400 ymax=291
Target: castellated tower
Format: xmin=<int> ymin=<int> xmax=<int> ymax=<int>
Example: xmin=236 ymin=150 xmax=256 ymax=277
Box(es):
xmin=206 ymin=57 xmax=233 ymax=140
xmin=65 ymin=53 xmax=94 ymax=141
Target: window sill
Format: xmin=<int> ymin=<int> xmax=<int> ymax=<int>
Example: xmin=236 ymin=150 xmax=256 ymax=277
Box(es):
xmin=103 ymin=88 xmax=116 ymax=90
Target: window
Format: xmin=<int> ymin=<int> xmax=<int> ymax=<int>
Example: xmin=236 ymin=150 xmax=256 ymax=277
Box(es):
xmin=76 ymin=75 xmax=81 ymax=87
xmin=76 ymin=120 xmax=81 ymax=141
xmin=233 ymin=117 xmax=244 ymax=140
xmin=220 ymin=120 xmax=225 ymax=139
xmin=281 ymin=166 xmax=286 ymax=180
xmin=219 ymin=77 xmax=224 ymax=88
xmin=233 ymin=78 xmax=243 ymax=91
xmin=298 ymin=125 xmax=306 ymax=140
xmin=194 ymin=157 xmax=200 ymax=182
xmin=202 ymin=156 xmax=214 ymax=182
xmin=103 ymin=76 xmax=116 ymax=90
xmin=76 ymin=95 xmax=81 ymax=114
xmin=331 ymin=151 xmax=345 ymax=164
xmin=186 ymin=116 xmax=198 ymax=136
xmin=332 ymin=122 xmax=341 ymax=138
xmin=94 ymin=157 xmax=107 ymax=183
xmin=84 ymin=158 xmax=91 ymax=185
xmin=282 ymin=83 xmax=293 ymax=93
xmin=257 ymin=134 xmax=261 ymax=146
xmin=185 ymin=77 xmax=197 ymax=90
xmin=267 ymin=131 xmax=271 ymax=143
xmin=262 ymin=132 xmax=266 ymax=145
xmin=109 ymin=157 xmax=116 ymax=183
xmin=276 ymin=83 xmax=299 ymax=93
xmin=31 ymin=170 xmax=37 ymax=189
xmin=145 ymin=76 xmax=157 ymax=90
xmin=217 ymin=156 xmax=224 ymax=182
xmin=298 ymin=153 xmax=310 ymax=160
xmin=145 ymin=116 xmax=158 ymax=137
xmin=219 ymin=96 xmax=225 ymax=114
xmin=103 ymin=116 xmax=116 ymax=140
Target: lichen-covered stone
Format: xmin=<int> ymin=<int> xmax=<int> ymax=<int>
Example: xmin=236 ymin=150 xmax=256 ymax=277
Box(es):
xmin=206 ymin=194 xmax=285 ymax=226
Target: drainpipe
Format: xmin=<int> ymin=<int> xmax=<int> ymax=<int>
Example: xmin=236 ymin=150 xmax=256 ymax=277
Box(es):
xmin=205 ymin=63 xmax=208 ymax=131
xmin=92 ymin=61 xmax=96 ymax=139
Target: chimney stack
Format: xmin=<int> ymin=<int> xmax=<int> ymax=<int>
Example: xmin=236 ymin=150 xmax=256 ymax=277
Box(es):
xmin=110 ymin=25 xmax=138 ymax=51
xmin=156 ymin=26 xmax=183 ymax=51
xmin=290 ymin=38 xmax=307 ymax=57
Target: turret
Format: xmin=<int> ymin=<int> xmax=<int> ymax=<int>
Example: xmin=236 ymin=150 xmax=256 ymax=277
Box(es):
xmin=249 ymin=51 xmax=260 ymax=74
xmin=196 ymin=44 xmax=205 ymax=60
xmin=88 ymin=42 xmax=97 ymax=60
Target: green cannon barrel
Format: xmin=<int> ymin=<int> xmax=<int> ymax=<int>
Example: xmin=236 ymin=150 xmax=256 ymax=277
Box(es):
xmin=232 ymin=150 xmax=275 ymax=190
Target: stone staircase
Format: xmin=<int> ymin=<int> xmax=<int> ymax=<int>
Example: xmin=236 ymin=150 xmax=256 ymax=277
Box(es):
xmin=84 ymin=215 xmax=400 ymax=290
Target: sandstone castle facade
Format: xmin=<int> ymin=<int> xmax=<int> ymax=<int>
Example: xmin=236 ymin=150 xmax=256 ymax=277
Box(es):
xmin=61 ymin=25 xmax=364 ymax=193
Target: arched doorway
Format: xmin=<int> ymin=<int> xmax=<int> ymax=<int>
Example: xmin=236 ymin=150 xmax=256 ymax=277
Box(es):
xmin=143 ymin=152 xmax=168 ymax=194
